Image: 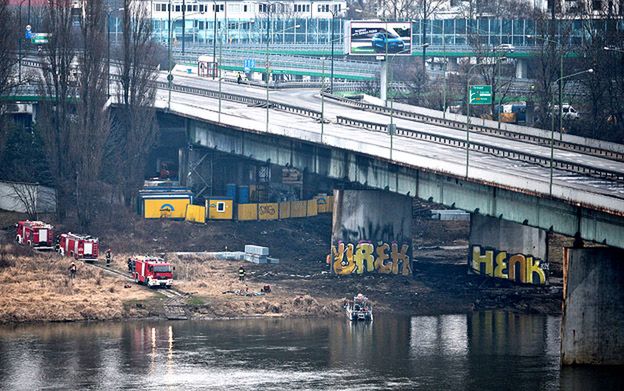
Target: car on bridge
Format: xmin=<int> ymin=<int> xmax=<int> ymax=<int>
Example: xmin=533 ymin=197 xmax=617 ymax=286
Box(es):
xmin=372 ymin=32 xmax=405 ymax=54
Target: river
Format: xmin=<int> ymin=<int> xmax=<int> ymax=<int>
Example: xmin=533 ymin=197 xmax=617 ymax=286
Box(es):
xmin=0 ymin=312 xmax=621 ymax=390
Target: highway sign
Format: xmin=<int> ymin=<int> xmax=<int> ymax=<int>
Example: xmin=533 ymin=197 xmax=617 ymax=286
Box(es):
xmin=469 ymin=85 xmax=492 ymax=105
xmin=31 ymin=33 xmax=49 ymax=44
xmin=244 ymin=58 xmax=255 ymax=73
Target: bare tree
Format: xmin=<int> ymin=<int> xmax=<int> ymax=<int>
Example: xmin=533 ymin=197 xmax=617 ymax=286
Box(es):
xmin=37 ymin=0 xmax=78 ymax=221
xmin=0 ymin=0 xmax=19 ymax=100
xmin=109 ymin=0 xmax=159 ymax=207
xmin=9 ymin=181 xmax=39 ymax=219
xmin=72 ymin=0 xmax=111 ymax=227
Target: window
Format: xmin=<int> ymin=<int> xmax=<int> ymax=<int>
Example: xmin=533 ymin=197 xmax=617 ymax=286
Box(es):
xmin=213 ymin=3 xmax=224 ymax=11
xmin=175 ymin=4 xmax=180 ymax=12
xmin=217 ymin=202 xmax=225 ymax=212
xmin=154 ymin=4 xmax=160 ymax=11
xmin=199 ymin=4 xmax=204 ymax=12
xmin=229 ymin=3 xmax=240 ymax=13
xmin=244 ymin=4 xmax=248 ymax=12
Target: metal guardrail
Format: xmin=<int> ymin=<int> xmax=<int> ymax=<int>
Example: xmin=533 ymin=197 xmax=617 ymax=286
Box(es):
xmin=155 ymin=80 xmax=322 ymax=120
xmin=325 ymin=94 xmax=624 ymax=162
xmin=335 ymin=115 xmax=624 ymax=182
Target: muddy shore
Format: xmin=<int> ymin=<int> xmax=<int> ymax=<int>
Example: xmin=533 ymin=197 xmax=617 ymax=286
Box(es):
xmin=0 ymin=211 xmax=562 ymax=324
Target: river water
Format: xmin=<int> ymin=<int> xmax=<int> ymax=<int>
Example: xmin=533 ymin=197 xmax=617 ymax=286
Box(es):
xmin=0 ymin=312 xmax=621 ymax=390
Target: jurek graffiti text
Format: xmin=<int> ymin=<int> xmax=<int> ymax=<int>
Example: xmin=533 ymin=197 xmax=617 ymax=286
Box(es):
xmin=469 ymin=245 xmax=548 ymax=285
xmin=331 ymin=242 xmax=412 ymax=276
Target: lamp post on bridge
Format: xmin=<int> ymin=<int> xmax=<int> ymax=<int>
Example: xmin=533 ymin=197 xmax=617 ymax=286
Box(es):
xmin=263 ymin=1 xmax=299 ymax=133
xmin=465 ymin=62 xmax=490 ymax=178
xmin=548 ymin=68 xmax=593 ymax=195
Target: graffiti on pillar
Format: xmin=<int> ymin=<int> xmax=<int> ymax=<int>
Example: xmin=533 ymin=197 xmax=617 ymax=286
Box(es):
xmin=469 ymin=245 xmax=549 ymax=285
xmin=331 ymin=241 xmax=412 ymax=276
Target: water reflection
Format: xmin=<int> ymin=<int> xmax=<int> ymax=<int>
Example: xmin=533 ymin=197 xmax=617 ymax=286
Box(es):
xmin=0 ymin=314 xmax=620 ymax=390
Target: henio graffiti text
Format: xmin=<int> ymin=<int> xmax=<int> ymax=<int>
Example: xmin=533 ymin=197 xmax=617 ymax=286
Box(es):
xmin=331 ymin=241 xmax=412 ymax=276
xmin=469 ymin=245 xmax=549 ymax=285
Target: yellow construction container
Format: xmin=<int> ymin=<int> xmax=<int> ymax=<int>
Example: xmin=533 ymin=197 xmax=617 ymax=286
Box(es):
xmin=315 ymin=194 xmax=330 ymax=213
xmin=279 ymin=202 xmax=291 ymax=219
xmin=207 ymin=198 xmax=234 ymax=220
xmin=307 ymin=200 xmax=318 ymax=216
xmin=185 ymin=204 xmax=206 ymax=223
xmin=237 ymin=203 xmax=258 ymax=221
xmin=143 ymin=198 xmax=190 ymax=219
xmin=290 ymin=200 xmax=307 ymax=218
xmin=258 ymin=203 xmax=279 ymax=220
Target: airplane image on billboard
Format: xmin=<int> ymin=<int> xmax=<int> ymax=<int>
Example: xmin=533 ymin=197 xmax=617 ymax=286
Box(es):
xmin=348 ymin=21 xmax=412 ymax=56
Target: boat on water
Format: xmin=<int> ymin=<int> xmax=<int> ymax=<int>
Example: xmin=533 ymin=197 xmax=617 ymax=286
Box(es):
xmin=346 ymin=293 xmax=373 ymax=321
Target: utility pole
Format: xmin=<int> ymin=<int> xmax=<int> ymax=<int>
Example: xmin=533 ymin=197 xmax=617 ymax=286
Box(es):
xmin=212 ymin=0 xmax=217 ymax=79
xmin=182 ymin=0 xmax=186 ymax=55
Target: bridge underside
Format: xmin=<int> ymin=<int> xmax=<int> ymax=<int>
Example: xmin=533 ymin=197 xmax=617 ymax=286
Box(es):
xmin=186 ymin=117 xmax=624 ymax=249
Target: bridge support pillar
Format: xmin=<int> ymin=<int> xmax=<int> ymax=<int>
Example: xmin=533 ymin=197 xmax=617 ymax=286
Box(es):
xmin=330 ymin=189 xmax=412 ymax=276
xmin=468 ymin=214 xmax=548 ymax=285
xmin=447 ymin=57 xmax=459 ymax=72
xmin=380 ymin=61 xmax=388 ymax=102
xmin=515 ymin=59 xmax=528 ymax=79
xmin=561 ymin=247 xmax=624 ymax=366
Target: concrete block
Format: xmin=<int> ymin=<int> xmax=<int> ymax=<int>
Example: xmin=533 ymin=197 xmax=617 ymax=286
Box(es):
xmin=245 ymin=253 xmax=268 ymax=264
xmin=267 ymin=257 xmax=280 ymax=264
xmin=245 ymin=245 xmax=269 ymax=256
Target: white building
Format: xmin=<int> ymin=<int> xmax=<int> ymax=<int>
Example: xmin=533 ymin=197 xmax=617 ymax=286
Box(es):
xmin=144 ymin=0 xmax=348 ymax=20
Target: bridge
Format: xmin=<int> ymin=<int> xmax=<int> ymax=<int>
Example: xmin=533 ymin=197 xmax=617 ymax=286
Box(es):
xmin=9 ymin=58 xmax=624 ymax=365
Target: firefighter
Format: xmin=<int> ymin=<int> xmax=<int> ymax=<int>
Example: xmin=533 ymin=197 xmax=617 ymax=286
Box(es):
xmin=69 ymin=262 xmax=77 ymax=279
xmin=105 ymin=249 xmax=112 ymax=267
xmin=238 ymin=265 xmax=245 ymax=282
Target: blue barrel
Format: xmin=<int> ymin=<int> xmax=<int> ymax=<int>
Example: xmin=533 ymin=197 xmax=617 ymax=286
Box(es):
xmin=238 ymin=185 xmax=249 ymax=204
xmin=226 ymin=183 xmax=237 ymax=200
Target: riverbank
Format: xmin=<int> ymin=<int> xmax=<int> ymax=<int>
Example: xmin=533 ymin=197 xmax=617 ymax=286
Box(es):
xmin=0 ymin=211 xmax=562 ymax=324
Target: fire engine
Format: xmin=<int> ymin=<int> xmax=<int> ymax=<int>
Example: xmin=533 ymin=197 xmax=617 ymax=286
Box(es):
xmin=15 ymin=220 xmax=54 ymax=250
xmin=58 ymin=232 xmax=99 ymax=261
xmin=130 ymin=256 xmax=174 ymax=288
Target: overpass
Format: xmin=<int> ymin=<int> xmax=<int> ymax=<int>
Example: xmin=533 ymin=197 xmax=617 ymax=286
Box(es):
xmin=8 ymin=63 xmax=624 ymax=364
xmin=154 ymin=72 xmax=624 ymax=365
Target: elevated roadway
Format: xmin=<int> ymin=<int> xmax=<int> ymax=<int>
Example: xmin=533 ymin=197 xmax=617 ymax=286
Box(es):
xmin=152 ymin=71 xmax=624 ymax=248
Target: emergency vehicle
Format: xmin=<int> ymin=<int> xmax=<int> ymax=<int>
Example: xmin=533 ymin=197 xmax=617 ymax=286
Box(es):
xmin=130 ymin=256 xmax=174 ymax=288
xmin=15 ymin=220 xmax=54 ymax=250
xmin=57 ymin=232 xmax=99 ymax=261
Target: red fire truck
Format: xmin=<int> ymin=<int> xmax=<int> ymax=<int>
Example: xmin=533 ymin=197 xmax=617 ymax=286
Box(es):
xmin=130 ymin=256 xmax=174 ymax=288
xmin=15 ymin=220 xmax=54 ymax=250
xmin=58 ymin=232 xmax=99 ymax=261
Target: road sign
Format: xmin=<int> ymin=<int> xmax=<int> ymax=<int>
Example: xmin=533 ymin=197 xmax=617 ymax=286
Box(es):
xmin=243 ymin=58 xmax=255 ymax=73
xmin=167 ymin=74 xmax=174 ymax=82
xmin=470 ymin=85 xmax=492 ymax=105
xmin=31 ymin=33 xmax=49 ymax=45
xmin=469 ymin=85 xmax=492 ymax=105
xmin=25 ymin=25 xmax=32 ymax=39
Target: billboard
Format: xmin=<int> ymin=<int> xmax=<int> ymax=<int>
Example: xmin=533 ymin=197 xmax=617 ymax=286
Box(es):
xmin=348 ymin=22 xmax=412 ymax=56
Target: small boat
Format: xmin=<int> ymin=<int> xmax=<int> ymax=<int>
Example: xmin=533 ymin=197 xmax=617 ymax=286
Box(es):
xmin=346 ymin=293 xmax=373 ymax=321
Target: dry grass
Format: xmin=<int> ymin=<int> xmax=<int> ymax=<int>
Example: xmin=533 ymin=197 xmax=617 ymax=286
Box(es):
xmin=0 ymin=244 xmax=157 ymax=323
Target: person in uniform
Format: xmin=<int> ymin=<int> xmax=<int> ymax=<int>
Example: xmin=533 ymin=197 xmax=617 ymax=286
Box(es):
xmin=238 ymin=265 xmax=246 ymax=282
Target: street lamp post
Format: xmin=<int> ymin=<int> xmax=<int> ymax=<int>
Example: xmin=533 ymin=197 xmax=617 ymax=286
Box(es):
xmin=212 ymin=0 xmax=217 ymax=79
xmin=320 ymin=57 xmax=326 ymax=143
xmin=168 ymin=0 xmax=173 ymax=110
xmin=548 ymin=68 xmax=593 ymax=195
xmin=263 ymin=5 xmax=299 ymax=133
xmin=528 ymin=35 xmax=564 ymax=139
xmin=465 ymin=62 xmax=489 ymax=178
